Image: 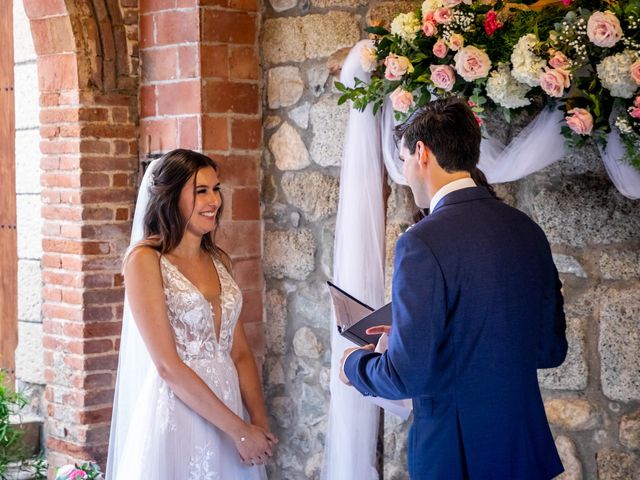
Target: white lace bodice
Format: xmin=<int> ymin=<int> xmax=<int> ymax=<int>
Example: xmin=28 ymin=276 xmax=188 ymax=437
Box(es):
xmin=160 ymin=255 xmax=243 ymax=362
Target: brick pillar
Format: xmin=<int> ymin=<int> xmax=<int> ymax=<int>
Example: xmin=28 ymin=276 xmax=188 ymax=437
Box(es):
xmin=26 ymin=0 xmax=139 ymax=468
xmin=141 ymin=0 xmax=265 ymax=358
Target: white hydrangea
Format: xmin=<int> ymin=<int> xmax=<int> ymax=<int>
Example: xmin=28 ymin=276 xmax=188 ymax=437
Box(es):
xmin=596 ymin=50 xmax=639 ymax=99
xmin=422 ymin=0 xmax=442 ymax=13
xmin=391 ymin=12 xmax=422 ymax=42
xmin=510 ymin=34 xmax=546 ymax=87
xmin=486 ymin=65 xmax=531 ymax=109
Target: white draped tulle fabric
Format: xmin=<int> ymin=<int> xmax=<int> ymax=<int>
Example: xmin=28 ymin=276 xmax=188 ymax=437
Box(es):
xmin=325 ymin=41 xmax=640 ymax=479
xmin=321 ymin=40 xmax=385 ymax=480
xmin=106 ymin=160 xmax=266 ymax=480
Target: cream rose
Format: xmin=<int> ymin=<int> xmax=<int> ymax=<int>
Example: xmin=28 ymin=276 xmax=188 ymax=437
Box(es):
xmin=442 ymin=0 xmax=462 ymax=6
xmin=360 ymin=44 xmax=378 ymax=73
xmin=384 ymin=53 xmax=414 ymax=80
xmin=587 ymin=11 xmax=623 ymax=48
xmin=390 ymin=87 xmax=414 ymax=113
xmin=433 ymin=39 xmax=449 ymax=58
xmin=430 ymin=64 xmax=456 ymax=91
xmin=631 ymin=59 xmax=640 ymax=85
xmin=454 ymin=46 xmax=491 ymax=81
xmin=540 ymin=68 xmax=569 ymax=98
xmin=565 ymin=108 xmax=593 ymax=135
xmin=447 ymin=33 xmax=464 ymax=51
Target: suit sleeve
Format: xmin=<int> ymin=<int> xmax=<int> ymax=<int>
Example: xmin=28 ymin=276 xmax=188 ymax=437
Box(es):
xmin=537 ymin=265 xmax=568 ymax=369
xmin=344 ymin=231 xmax=447 ymax=399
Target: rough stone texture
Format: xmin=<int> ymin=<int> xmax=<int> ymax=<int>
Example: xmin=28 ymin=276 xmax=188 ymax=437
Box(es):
xmin=599 ymin=251 xmax=640 ymax=280
xmin=529 ymin=176 xmax=640 ymax=248
xmin=305 ymin=63 xmax=330 ymax=97
xmin=266 ymin=289 xmax=288 ymax=355
xmin=265 ymin=115 xmax=282 ymax=130
xmin=596 ymin=450 xmax=639 ymax=480
xmin=293 ymin=327 xmax=324 ymax=359
xmin=599 ymin=288 xmax=640 ymax=402
xmin=18 ymin=260 xmax=42 ymax=323
xmin=366 ymin=1 xmax=419 ymax=28
xmin=544 ymin=398 xmax=599 ymax=430
xmin=555 ymin=435 xmax=583 ymax=480
xmin=268 ymin=66 xmax=304 ymax=109
xmin=619 ymin=408 xmax=640 ymax=449
xmin=310 ymin=95 xmax=350 ymax=167
xmin=301 ymin=12 xmax=360 ymax=60
xmin=262 ymin=17 xmax=306 ymax=65
xmin=269 ymin=0 xmax=298 ymax=12
xmin=312 ymin=0 xmax=368 ymax=7
xmin=264 ymin=229 xmax=316 ymax=280
xmin=537 ymin=317 xmax=588 ymax=391
xmin=289 ymin=102 xmax=311 ymax=129
xmin=552 ymin=253 xmax=587 ymax=278
xmin=15 ymin=322 xmax=44 ymax=385
xmin=269 ymin=122 xmax=311 ymax=171
xmin=281 ymin=171 xmax=339 ymax=221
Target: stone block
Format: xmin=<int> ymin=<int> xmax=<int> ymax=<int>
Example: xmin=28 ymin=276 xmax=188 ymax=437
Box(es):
xmin=301 ymin=12 xmax=360 ymax=60
xmin=289 ymin=102 xmax=311 ymax=129
xmin=529 ymin=176 xmax=640 ymax=248
xmin=305 ymin=63 xmax=330 ymax=97
xmin=262 ymin=17 xmax=306 ymax=65
xmin=15 ymin=129 xmax=42 ymax=194
xmin=555 ymin=435 xmax=583 ymax=480
xmin=14 ymin=63 xmax=39 ymax=130
xmin=269 ymin=0 xmax=298 ymax=12
xmin=293 ymin=327 xmax=323 ymax=359
xmin=552 ymin=253 xmax=587 ymax=278
xmin=599 ymin=251 xmax=640 ymax=280
xmin=310 ymin=95 xmax=349 ymax=167
xmin=599 ymin=288 xmax=640 ymax=401
xmin=17 ymin=194 xmax=43 ymax=259
xmin=596 ymin=450 xmax=639 ymax=480
xmin=266 ymin=289 xmax=288 ymax=355
xmin=15 ymin=321 xmax=44 ymax=385
xmin=312 ymin=0 xmax=367 ymax=6
xmin=281 ymin=171 xmax=339 ymax=221
xmin=268 ymin=66 xmax=304 ymax=109
xmin=13 ymin=0 xmax=37 ymax=64
xmin=18 ymin=259 xmax=42 ymax=322
xmin=265 ymin=357 xmax=285 ymax=386
xmin=271 ymin=396 xmax=295 ymax=428
xmin=538 ymin=317 xmax=588 ymax=391
xmin=620 ymin=408 xmax=640 ymax=449
xmin=290 ymin=280 xmax=332 ymax=329
xmin=264 ymin=229 xmax=315 ymax=280
xmin=366 ymin=1 xmax=419 ymax=28
xmin=269 ymin=122 xmax=310 ymax=171
xmin=544 ymin=398 xmax=599 ymax=430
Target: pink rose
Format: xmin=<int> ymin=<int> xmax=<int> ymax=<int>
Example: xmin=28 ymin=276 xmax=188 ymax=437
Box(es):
xmin=484 ymin=10 xmax=503 ymax=36
xmin=422 ymin=12 xmax=437 ymax=37
xmin=587 ymin=11 xmax=622 ymax=48
xmin=565 ymin=108 xmax=593 ymax=135
xmin=442 ymin=0 xmax=462 ymax=6
xmin=390 ymin=87 xmax=414 ymax=113
xmin=562 ymin=0 xmax=571 ymax=5
xmin=453 ymin=46 xmax=491 ymax=82
xmin=384 ymin=54 xmax=413 ymax=80
xmin=549 ymin=51 xmax=571 ymax=71
xmin=433 ymin=7 xmax=453 ymax=25
xmin=69 ymin=470 xmax=87 ymax=480
xmin=634 ymin=95 xmax=640 ymax=108
xmin=430 ymin=64 xmax=456 ymax=91
xmin=630 ymin=59 xmax=640 ymax=85
xmin=432 ymin=39 xmax=449 ymax=58
xmin=540 ymin=68 xmax=570 ymax=98
xmin=629 ymin=106 xmax=640 ymax=119
xmin=447 ymin=33 xmax=464 ymax=51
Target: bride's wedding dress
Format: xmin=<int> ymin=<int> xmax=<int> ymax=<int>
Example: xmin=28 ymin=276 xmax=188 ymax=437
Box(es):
xmin=109 ymin=255 xmax=266 ymax=479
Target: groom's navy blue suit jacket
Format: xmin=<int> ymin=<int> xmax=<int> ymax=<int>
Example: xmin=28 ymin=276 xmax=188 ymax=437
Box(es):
xmin=345 ymin=186 xmax=567 ymax=480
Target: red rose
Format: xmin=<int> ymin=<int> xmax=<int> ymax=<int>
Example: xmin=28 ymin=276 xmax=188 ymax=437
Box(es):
xmin=484 ymin=10 xmax=503 ymax=36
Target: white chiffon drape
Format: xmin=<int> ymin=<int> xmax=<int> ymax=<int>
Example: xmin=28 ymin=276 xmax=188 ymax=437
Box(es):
xmin=322 ymin=40 xmax=640 ymax=479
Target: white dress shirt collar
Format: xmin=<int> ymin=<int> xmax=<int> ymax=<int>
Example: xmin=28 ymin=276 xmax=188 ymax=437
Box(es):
xmin=429 ymin=177 xmax=477 ymax=213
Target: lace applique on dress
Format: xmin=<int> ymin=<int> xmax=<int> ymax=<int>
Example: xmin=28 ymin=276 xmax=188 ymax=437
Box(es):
xmin=156 ymin=381 xmax=176 ymax=433
xmin=187 ymin=443 xmax=219 ymax=480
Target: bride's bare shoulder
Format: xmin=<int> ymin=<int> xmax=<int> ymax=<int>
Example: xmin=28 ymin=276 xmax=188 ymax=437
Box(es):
xmin=124 ymin=245 xmax=161 ymax=274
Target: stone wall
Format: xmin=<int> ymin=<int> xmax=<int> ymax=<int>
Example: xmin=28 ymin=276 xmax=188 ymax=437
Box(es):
xmin=260 ymin=3 xmax=640 ymax=478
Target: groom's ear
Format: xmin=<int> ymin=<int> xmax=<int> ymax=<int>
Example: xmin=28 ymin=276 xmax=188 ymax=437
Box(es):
xmin=416 ymin=141 xmax=430 ymax=167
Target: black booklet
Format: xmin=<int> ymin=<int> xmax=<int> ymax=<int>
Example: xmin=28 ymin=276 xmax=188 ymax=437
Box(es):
xmin=327 ymin=281 xmax=392 ymax=347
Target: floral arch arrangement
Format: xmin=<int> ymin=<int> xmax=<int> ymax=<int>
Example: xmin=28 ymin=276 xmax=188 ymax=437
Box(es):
xmin=336 ymin=0 xmax=640 ymax=172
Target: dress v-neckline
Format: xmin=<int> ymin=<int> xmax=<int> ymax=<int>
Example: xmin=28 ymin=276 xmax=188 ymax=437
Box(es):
xmin=161 ymin=254 xmax=223 ymax=343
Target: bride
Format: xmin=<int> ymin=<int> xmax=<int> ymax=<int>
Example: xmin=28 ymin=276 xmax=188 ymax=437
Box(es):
xmin=106 ymin=149 xmax=276 ymax=479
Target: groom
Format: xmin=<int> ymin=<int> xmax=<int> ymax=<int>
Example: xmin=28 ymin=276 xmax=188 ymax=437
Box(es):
xmin=340 ymin=98 xmax=568 ymax=479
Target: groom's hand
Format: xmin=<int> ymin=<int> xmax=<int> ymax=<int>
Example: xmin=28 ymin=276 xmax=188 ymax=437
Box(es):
xmin=339 ymin=344 xmax=374 ymax=385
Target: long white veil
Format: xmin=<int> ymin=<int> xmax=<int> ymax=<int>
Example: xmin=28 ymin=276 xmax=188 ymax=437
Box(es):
xmin=106 ymin=159 xmax=161 ymax=478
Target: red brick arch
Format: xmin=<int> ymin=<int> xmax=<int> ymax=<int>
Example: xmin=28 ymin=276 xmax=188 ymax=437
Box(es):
xmin=24 ymin=0 xmax=138 ymax=467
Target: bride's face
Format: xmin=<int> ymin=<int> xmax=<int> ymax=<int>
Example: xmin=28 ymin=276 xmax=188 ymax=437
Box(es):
xmin=178 ymin=166 xmax=222 ymax=237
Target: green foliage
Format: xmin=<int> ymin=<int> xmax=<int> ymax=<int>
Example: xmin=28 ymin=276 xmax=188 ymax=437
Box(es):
xmin=0 ymin=371 xmax=47 ymax=479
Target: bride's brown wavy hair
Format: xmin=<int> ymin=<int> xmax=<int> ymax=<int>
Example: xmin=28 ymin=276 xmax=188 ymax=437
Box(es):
xmin=129 ymin=149 xmax=225 ymax=261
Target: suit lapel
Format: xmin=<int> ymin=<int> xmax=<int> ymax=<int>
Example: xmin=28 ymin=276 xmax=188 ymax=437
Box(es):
xmin=431 ymin=186 xmax=494 ymax=214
